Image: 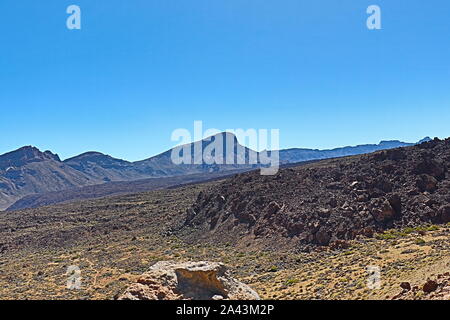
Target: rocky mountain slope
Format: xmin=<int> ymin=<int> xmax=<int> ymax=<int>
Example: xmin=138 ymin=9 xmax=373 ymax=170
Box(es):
xmin=0 ymin=133 xmax=257 ymax=210
xmin=7 ymin=170 xmax=246 ymax=211
xmin=0 ymin=139 xmax=447 ymax=300
xmin=0 ymin=176 xmax=448 ymax=300
xmin=64 ymin=132 xmax=259 ymax=180
xmin=181 ymin=138 xmax=450 ymax=249
xmin=0 ymin=135 xmax=429 ymax=211
xmin=64 ymin=152 xmax=143 ymax=182
xmin=0 ymin=147 xmax=100 ymax=210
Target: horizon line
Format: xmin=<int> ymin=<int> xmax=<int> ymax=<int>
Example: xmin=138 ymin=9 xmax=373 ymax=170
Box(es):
xmin=0 ymin=133 xmax=435 ymax=163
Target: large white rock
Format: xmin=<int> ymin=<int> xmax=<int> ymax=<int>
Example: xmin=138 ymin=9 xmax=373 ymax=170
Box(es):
xmin=118 ymin=261 xmax=260 ymax=300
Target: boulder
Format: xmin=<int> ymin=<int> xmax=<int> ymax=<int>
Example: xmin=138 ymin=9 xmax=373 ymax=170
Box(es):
xmin=423 ymin=279 xmax=438 ymax=293
xmin=438 ymin=205 xmax=450 ymax=223
xmin=388 ymin=194 xmax=402 ymax=215
xmin=371 ymin=199 xmax=397 ymax=222
xmin=374 ymin=177 xmax=393 ymax=193
xmin=400 ymin=282 xmax=411 ymax=291
xmin=118 ymin=261 xmax=260 ymax=300
xmin=315 ymin=228 xmax=331 ymax=245
xmin=413 ymin=159 xmax=445 ymax=180
xmin=416 ymin=174 xmax=438 ymax=192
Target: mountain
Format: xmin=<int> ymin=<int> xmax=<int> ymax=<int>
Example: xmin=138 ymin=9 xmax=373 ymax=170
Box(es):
xmin=64 ymin=152 xmax=145 ymax=182
xmin=133 ymin=132 xmax=259 ymax=176
xmin=64 ymin=132 xmax=257 ymax=180
xmin=278 ymin=138 xmax=432 ymax=164
xmin=0 ymin=133 xmax=257 ymax=210
xmin=0 ymin=146 xmax=101 ymax=210
xmin=0 ymin=135 xmax=432 ymax=211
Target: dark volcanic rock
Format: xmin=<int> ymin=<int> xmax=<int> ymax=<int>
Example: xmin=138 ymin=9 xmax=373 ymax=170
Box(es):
xmin=393 ymin=273 xmax=450 ymax=300
xmin=416 ymin=174 xmax=438 ymax=192
xmin=400 ymin=282 xmax=411 ymax=291
xmin=181 ymin=138 xmax=450 ymax=248
xmin=423 ymin=279 xmax=439 ymax=293
xmin=438 ymin=205 xmax=450 ymax=223
xmin=371 ymin=199 xmax=397 ymax=223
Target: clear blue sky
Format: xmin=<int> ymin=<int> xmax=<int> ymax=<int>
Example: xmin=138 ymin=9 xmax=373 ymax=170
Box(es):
xmin=1 ymin=0 xmax=449 ymax=161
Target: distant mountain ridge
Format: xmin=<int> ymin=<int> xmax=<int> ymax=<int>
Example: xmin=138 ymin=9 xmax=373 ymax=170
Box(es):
xmin=0 ymin=134 xmax=431 ymax=210
xmin=64 ymin=151 xmax=143 ymax=182
xmin=0 ymin=133 xmax=258 ymax=210
xmin=0 ymin=146 xmax=98 ymax=210
xmin=278 ymin=138 xmax=431 ymax=164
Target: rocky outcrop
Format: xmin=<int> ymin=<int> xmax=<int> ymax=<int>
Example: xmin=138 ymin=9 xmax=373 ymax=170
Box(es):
xmin=182 ymin=138 xmax=450 ymax=248
xmin=118 ymin=261 xmax=260 ymax=300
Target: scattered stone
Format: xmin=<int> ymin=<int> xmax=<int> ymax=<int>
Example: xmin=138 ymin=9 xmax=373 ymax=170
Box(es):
xmin=423 ymin=279 xmax=438 ymax=293
xmin=400 ymin=282 xmax=411 ymax=291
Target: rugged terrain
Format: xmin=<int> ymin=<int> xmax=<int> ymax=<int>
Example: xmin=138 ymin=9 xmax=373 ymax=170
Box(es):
xmin=0 ymin=133 xmax=257 ymax=210
xmin=0 ymin=147 xmax=100 ymax=210
xmin=0 ymin=138 xmax=448 ymax=300
xmin=1 ymin=134 xmax=426 ymax=210
xmin=182 ymin=138 xmax=450 ymax=250
xmin=6 ymin=170 xmax=247 ymax=211
xmin=0 ymin=182 xmax=448 ymax=300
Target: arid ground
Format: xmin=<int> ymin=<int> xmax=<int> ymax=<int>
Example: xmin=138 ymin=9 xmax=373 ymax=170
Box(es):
xmin=1 ymin=179 xmax=449 ymax=300
xmin=2 ymin=139 xmax=450 ymax=300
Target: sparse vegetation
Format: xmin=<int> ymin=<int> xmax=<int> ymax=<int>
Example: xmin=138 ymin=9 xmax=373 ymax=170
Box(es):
xmin=268 ymin=266 xmax=279 ymax=272
xmin=375 ymin=225 xmax=441 ymax=240
xmin=285 ymin=279 xmax=299 ymax=286
xmin=414 ymin=238 xmax=426 ymax=245
xmin=1 ymin=138 xmax=450 ymax=300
